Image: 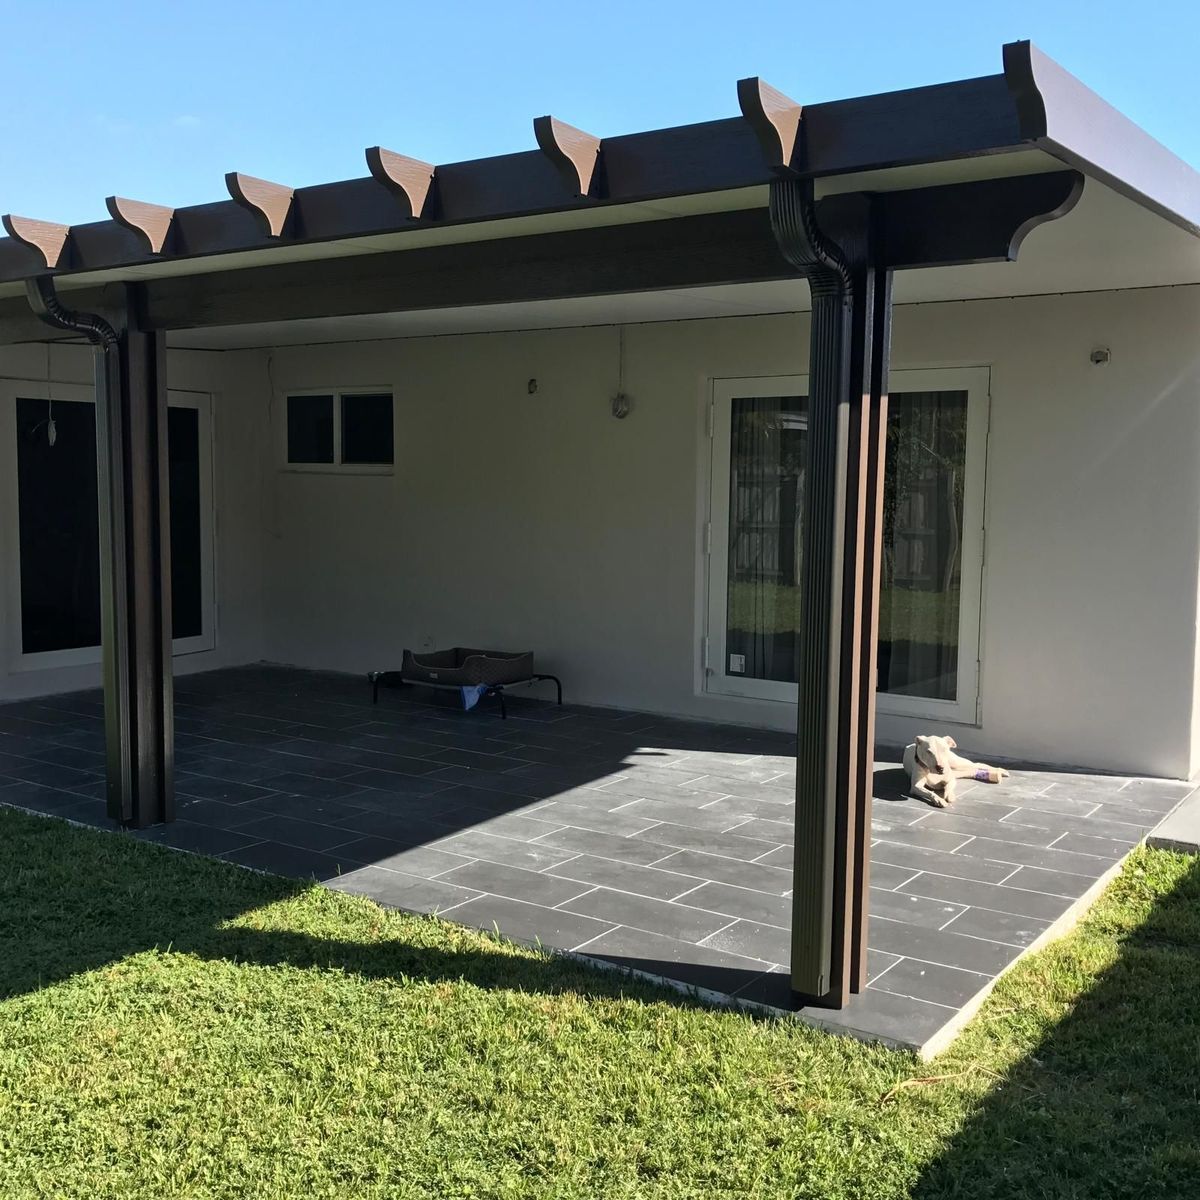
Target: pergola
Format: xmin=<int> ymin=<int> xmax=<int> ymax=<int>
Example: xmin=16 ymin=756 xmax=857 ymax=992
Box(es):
xmin=1 ymin=41 xmax=1191 ymax=1009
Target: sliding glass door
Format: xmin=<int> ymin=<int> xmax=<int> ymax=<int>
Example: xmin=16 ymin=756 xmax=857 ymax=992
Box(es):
xmin=707 ymin=369 xmax=987 ymax=722
xmin=2 ymin=382 xmax=216 ymax=670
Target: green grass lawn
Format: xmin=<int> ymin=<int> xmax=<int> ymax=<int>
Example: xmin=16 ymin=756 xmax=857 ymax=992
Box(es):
xmin=1 ymin=807 xmax=1198 ymax=1198
xmin=729 ymin=580 xmax=959 ymax=646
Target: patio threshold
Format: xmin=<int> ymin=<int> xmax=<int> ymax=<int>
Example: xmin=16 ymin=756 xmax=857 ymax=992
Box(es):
xmin=1 ymin=664 xmax=1193 ymax=1057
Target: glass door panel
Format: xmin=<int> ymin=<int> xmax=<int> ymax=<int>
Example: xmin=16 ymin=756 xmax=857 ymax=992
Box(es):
xmin=707 ymin=369 xmax=987 ymax=720
xmin=725 ymin=395 xmax=807 ymax=685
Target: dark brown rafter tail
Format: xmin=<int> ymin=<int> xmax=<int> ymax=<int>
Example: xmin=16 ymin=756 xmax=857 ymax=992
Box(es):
xmin=225 ymin=173 xmax=294 ymax=238
xmin=365 ymin=148 xmax=436 ymax=219
xmin=106 ymin=197 xmax=176 ymax=255
xmin=1 ymin=214 xmax=71 ymax=269
xmin=533 ymin=116 xmax=602 ymax=198
xmin=737 ymin=78 xmax=803 ymax=176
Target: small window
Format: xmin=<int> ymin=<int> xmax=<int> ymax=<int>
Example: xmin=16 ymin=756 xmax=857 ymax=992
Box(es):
xmin=285 ymin=391 xmax=393 ymax=471
xmin=287 ymin=394 xmax=334 ymax=464
xmin=341 ymin=393 xmax=394 ymax=465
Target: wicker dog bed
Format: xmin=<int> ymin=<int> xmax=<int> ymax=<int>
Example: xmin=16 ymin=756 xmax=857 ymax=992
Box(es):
xmin=369 ymin=647 xmax=562 ymax=718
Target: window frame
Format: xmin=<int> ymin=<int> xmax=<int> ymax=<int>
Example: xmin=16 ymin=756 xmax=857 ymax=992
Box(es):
xmin=281 ymin=388 xmax=395 ymax=475
xmin=704 ymin=367 xmax=989 ymax=724
xmin=0 ymin=380 xmax=217 ymax=673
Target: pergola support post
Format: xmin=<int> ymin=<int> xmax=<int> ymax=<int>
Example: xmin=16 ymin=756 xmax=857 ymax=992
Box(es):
xmin=25 ymin=280 xmax=175 ymax=828
xmin=769 ymin=180 xmax=892 ymax=1007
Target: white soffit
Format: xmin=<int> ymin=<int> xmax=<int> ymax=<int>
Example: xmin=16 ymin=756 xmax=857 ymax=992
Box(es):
xmin=169 ymin=176 xmax=1199 ymax=351
xmin=813 ymin=147 xmax=1063 ymax=196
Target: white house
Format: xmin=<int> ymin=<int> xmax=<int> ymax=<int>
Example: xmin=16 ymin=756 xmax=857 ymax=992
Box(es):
xmin=1 ymin=39 xmax=1197 ymax=1007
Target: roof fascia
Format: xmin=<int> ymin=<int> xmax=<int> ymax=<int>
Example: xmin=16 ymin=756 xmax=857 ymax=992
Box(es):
xmin=1004 ymin=40 xmax=1200 ymax=236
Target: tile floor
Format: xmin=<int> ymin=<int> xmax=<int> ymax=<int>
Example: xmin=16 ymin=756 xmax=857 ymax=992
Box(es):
xmin=1 ymin=665 xmax=1192 ymax=1055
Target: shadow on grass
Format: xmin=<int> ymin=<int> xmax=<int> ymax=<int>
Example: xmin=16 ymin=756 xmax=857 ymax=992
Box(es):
xmin=913 ymin=853 xmax=1200 ymax=1199
xmin=0 ymin=807 xmax=758 ymax=1013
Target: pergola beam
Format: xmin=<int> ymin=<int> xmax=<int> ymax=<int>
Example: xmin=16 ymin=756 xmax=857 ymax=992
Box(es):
xmin=137 ymin=208 xmax=794 ymax=331
xmin=0 ymin=170 xmax=1081 ymax=348
xmin=877 ymin=170 xmax=1083 ymax=268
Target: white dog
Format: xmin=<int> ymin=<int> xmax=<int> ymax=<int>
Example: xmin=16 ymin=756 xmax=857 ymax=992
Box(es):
xmin=903 ymin=734 xmax=1009 ymax=808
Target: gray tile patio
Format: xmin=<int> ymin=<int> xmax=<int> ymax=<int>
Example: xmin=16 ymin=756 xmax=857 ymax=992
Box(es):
xmin=1 ymin=664 xmax=1194 ymax=1056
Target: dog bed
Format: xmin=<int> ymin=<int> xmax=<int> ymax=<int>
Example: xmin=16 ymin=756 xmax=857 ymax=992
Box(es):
xmin=369 ymin=647 xmax=562 ymax=718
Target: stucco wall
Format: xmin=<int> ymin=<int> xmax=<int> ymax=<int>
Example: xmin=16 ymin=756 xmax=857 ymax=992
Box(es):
xmin=897 ymin=288 xmax=1200 ymax=779
xmin=257 ymin=285 xmax=1200 ymax=778
xmin=3 ymin=285 xmax=1198 ymax=778
xmin=0 ymin=343 xmax=268 ymax=701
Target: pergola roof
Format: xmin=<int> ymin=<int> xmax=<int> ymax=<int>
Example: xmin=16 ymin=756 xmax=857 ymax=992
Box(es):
xmin=2 ymin=42 xmax=1197 ymax=284
xmin=0 ymin=41 xmax=1196 ymax=347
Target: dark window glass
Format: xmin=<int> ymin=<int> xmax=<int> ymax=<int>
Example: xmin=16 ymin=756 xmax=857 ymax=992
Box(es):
xmin=722 ymin=388 xmax=970 ymax=701
xmin=877 ymin=390 xmax=968 ymax=702
xmin=16 ymin=399 xmax=207 ymax=654
xmin=168 ymin=406 xmax=203 ymax=640
xmin=287 ymin=394 xmax=334 ymax=463
xmin=725 ymin=396 xmax=807 ymax=685
xmin=16 ymin=398 xmax=101 ymax=653
xmin=341 ymin=393 xmax=394 ymax=465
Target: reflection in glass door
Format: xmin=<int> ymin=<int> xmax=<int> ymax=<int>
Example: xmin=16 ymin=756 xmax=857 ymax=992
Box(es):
xmin=707 ymin=370 xmax=986 ymax=720
xmin=880 ymin=390 xmax=968 ymax=702
xmin=725 ymin=395 xmax=807 ymax=684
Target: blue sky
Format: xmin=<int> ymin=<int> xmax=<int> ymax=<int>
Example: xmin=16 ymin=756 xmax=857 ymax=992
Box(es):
xmin=2 ymin=1 xmax=1196 ymax=226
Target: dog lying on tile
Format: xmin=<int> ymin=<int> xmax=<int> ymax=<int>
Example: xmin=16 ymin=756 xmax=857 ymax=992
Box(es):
xmin=903 ymin=734 xmax=1009 ymax=808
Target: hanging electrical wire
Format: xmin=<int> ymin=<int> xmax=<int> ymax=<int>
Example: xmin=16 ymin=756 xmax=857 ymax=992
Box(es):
xmin=45 ymin=342 xmax=56 ymax=446
xmin=611 ymin=325 xmax=631 ymax=419
xmin=28 ymin=342 xmax=58 ymax=446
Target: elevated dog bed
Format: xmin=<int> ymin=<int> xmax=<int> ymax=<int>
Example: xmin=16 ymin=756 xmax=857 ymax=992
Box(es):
xmin=369 ymin=647 xmax=562 ymax=718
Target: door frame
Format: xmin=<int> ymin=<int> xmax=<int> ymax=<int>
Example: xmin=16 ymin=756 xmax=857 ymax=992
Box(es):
xmin=703 ymin=366 xmax=990 ymax=724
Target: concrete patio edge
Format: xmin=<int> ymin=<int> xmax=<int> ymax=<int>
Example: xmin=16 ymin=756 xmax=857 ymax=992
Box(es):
xmin=1147 ymin=786 xmax=1200 ymax=854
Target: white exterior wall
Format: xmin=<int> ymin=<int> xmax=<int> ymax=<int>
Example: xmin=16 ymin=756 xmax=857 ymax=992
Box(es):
xmin=0 ymin=343 xmax=269 ymax=700
xmin=3 ymin=285 xmax=1198 ymax=779
xmin=259 ymin=285 xmax=1200 ymax=779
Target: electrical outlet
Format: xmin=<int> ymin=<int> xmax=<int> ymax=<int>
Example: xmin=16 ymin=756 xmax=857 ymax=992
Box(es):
xmin=420 ymin=634 xmax=436 ymax=652
xmin=728 ymin=653 xmax=746 ymax=674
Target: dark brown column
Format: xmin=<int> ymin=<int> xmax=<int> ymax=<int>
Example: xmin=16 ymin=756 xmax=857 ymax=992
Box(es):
xmin=25 ymin=280 xmax=174 ymax=828
xmin=769 ymin=180 xmax=892 ymax=1006
xmin=103 ymin=289 xmax=175 ymax=827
